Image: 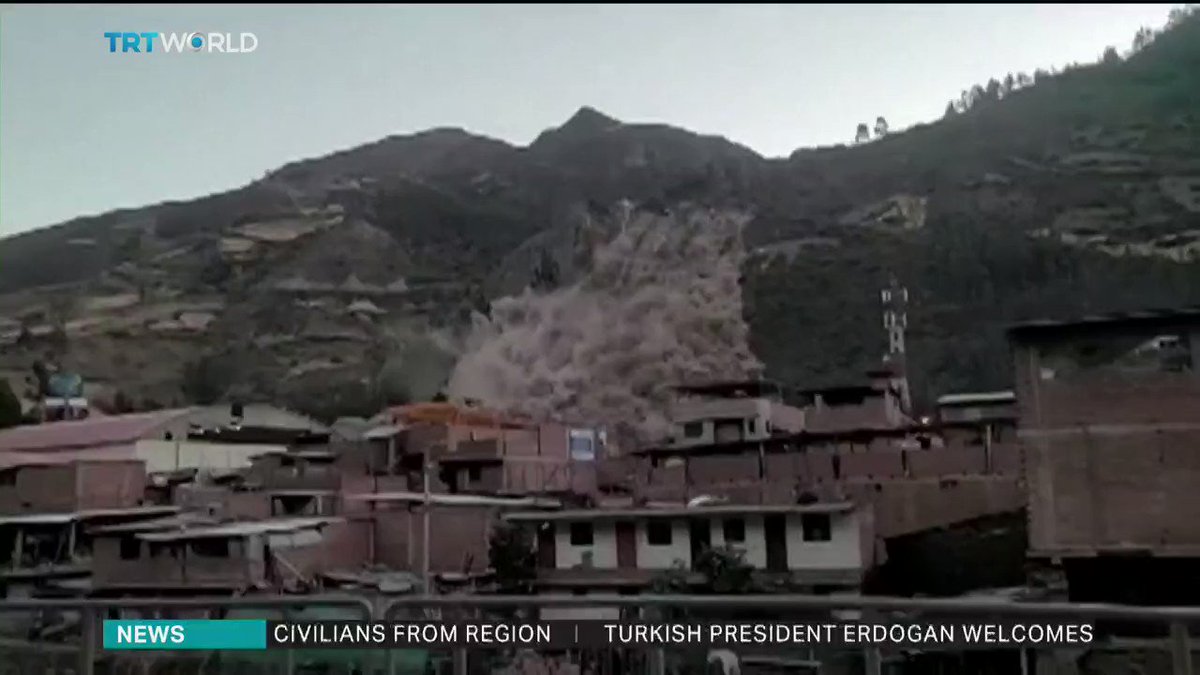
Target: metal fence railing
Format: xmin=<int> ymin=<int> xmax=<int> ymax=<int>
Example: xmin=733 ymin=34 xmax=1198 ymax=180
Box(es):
xmin=0 ymin=594 xmax=373 ymax=675
xmin=1 ymin=593 xmax=1199 ymax=675
xmin=382 ymin=594 xmax=1200 ymax=675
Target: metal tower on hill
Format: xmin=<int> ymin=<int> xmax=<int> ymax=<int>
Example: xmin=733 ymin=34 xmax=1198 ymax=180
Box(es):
xmin=880 ymin=275 xmax=912 ymax=414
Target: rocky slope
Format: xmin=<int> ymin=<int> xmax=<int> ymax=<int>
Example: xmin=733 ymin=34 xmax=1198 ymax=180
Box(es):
xmin=1 ymin=13 xmax=1199 ymax=419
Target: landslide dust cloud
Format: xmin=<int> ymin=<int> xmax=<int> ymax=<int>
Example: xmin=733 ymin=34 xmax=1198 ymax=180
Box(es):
xmin=447 ymin=203 xmax=762 ymax=447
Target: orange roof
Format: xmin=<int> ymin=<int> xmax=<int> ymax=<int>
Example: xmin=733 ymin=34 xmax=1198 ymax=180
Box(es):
xmin=385 ymin=403 xmax=532 ymax=429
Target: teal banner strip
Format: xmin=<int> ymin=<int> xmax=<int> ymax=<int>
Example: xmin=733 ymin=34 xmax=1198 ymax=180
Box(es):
xmin=103 ymin=620 xmax=267 ymax=650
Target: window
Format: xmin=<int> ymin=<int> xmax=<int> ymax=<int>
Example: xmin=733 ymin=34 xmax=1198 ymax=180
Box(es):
xmin=190 ymin=538 xmax=231 ymax=558
xmin=747 ymin=419 xmax=757 ymax=435
xmin=119 ymin=537 xmax=141 ymax=560
xmin=683 ymin=422 xmax=704 ymax=438
xmin=722 ymin=518 xmax=746 ymax=543
xmin=801 ymin=514 xmax=832 ymax=542
xmin=467 ymin=466 xmax=482 ymax=482
xmin=647 ymin=521 xmax=673 ymax=546
xmin=569 ymin=522 xmax=593 ymax=546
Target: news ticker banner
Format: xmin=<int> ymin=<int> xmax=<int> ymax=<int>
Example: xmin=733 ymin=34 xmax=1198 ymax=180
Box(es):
xmin=105 ymin=620 xmax=1097 ymax=651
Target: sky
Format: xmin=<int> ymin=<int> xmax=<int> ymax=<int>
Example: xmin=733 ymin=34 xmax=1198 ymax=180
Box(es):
xmin=0 ymin=3 xmax=1178 ymax=236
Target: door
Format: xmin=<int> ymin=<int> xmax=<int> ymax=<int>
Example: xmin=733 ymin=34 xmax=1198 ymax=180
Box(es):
xmin=616 ymin=521 xmax=637 ymax=569
xmin=764 ymin=514 xmax=788 ymax=572
xmin=536 ymin=523 xmax=556 ymax=569
xmin=689 ymin=519 xmax=712 ymax=568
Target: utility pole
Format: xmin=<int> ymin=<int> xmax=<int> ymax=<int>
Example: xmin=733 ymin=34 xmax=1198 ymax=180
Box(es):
xmin=422 ymin=455 xmax=432 ymax=594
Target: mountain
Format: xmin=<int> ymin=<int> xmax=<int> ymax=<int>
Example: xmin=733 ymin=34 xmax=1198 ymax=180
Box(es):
xmin=2 ymin=12 xmax=1199 ymax=419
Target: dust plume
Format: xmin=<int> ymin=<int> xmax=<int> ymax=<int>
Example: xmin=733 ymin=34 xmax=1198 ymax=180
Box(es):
xmin=447 ymin=203 xmax=762 ymax=448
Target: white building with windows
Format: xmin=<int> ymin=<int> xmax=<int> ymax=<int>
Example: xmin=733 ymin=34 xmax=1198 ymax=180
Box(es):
xmin=668 ymin=381 xmax=808 ymax=449
xmin=503 ymin=501 xmax=875 ymax=594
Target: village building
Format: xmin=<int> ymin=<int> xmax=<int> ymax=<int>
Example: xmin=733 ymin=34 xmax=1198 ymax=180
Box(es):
xmin=502 ymin=501 xmax=875 ymax=601
xmin=0 ymin=404 xmax=329 ymax=479
xmin=1010 ymin=308 xmax=1200 ymax=605
xmin=88 ymin=515 xmax=361 ymax=596
xmin=0 ymin=455 xmax=179 ymax=597
xmin=343 ymin=491 xmax=560 ymax=586
xmin=376 ymin=402 xmax=602 ymax=496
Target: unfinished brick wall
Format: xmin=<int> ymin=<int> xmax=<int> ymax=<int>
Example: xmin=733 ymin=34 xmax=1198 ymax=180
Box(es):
xmin=1013 ymin=327 xmax=1200 ymax=429
xmin=173 ymin=486 xmax=272 ymax=520
xmin=838 ymin=449 xmax=906 ymax=480
xmin=371 ymin=506 xmax=496 ymax=574
xmin=907 ymin=447 xmax=987 ymax=478
xmin=276 ymin=520 xmax=370 ymax=576
xmin=806 ymin=398 xmax=891 ymax=433
xmin=845 ymin=477 xmax=1023 ymax=538
xmin=1026 ymin=428 xmax=1200 ymax=554
xmin=687 ymin=455 xmax=759 ymax=486
xmin=11 ymin=464 xmax=77 ymax=512
xmin=76 ymin=460 xmax=146 ymax=510
xmin=1014 ymin=323 xmax=1200 ymax=555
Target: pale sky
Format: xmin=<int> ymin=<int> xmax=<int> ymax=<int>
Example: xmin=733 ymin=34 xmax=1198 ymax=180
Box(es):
xmin=0 ymin=4 xmax=1177 ymax=235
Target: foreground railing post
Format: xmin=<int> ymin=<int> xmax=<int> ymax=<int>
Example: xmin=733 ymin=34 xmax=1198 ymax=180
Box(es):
xmin=862 ymin=647 xmax=882 ymax=675
xmin=1171 ymin=621 xmax=1194 ymax=675
xmin=78 ymin=607 xmax=96 ymax=675
xmin=453 ymin=647 xmax=468 ymax=675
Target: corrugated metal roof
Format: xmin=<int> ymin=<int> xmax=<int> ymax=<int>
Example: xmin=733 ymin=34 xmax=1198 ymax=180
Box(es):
xmin=936 ymin=391 xmax=1016 ymax=407
xmin=90 ymin=512 xmax=217 ymax=534
xmin=0 ymin=409 xmax=192 ymax=453
xmin=0 ymin=513 xmax=76 ymax=526
xmin=136 ymin=516 xmax=343 ymax=542
xmin=0 ymin=506 xmax=181 ymax=526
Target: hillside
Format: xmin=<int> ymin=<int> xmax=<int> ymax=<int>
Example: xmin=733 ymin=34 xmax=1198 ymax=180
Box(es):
xmin=1 ymin=12 xmax=1199 ymax=419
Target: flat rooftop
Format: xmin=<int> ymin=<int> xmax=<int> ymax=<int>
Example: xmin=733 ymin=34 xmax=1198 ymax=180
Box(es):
xmin=504 ymin=501 xmax=856 ymax=522
xmin=1008 ymin=307 xmax=1200 ymax=339
xmin=936 ymin=391 xmax=1016 ymax=407
xmin=346 ymin=491 xmax=561 ymax=508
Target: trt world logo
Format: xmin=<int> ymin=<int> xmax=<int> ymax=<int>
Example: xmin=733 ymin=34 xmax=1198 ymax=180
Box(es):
xmin=103 ymin=32 xmax=258 ymax=54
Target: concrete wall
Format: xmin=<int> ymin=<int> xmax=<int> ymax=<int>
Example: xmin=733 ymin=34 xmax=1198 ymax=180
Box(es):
xmin=555 ymin=521 xmax=618 ymax=569
xmin=784 ymin=511 xmax=864 ymax=571
xmin=710 ymin=514 xmax=767 ymax=568
xmin=635 ymin=519 xmax=692 ymax=569
xmin=670 ymin=398 xmax=772 ymax=448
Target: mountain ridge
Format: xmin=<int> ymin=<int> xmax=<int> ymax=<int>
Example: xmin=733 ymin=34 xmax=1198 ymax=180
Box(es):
xmin=2 ymin=12 xmax=1200 ymax=418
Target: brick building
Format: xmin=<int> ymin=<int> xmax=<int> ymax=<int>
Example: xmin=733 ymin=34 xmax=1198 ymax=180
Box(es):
xmin=1010 ymin=309 xmax=1200 ymax=604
